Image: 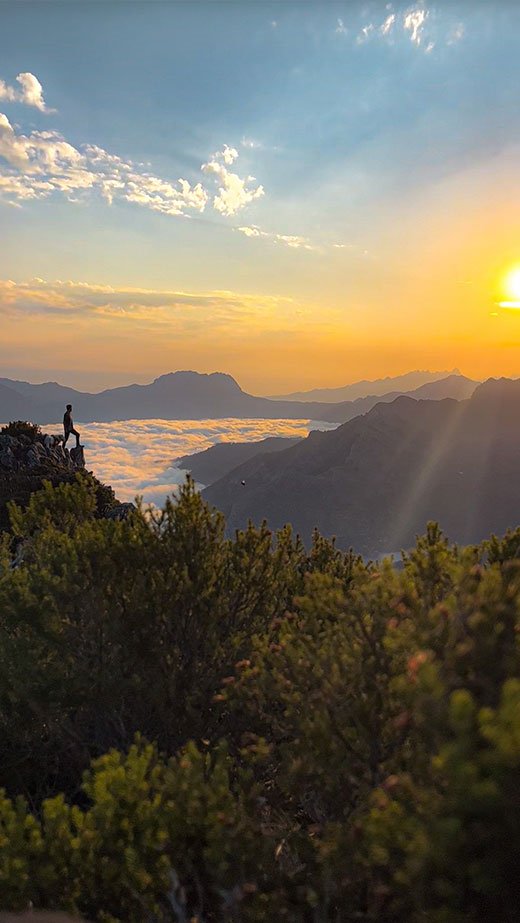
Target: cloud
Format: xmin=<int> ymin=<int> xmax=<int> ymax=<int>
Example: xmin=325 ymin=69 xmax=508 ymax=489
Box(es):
xmin=49 ymin=417 xmax=335 ymax=506
xmin=241 ymin=136 xmax=261 ymax=149
xmin=403 ymin=8 xmax=428 ymax=45
xmin=332 ymin=242 xmax=370 ymax=256
xmin=357 ymin=23 xmax=375 ymax=45
xmin=380 ymin=14 xmax=396 ymax=37
xmin=335 ymin=18 xmax=348 ymax=36
xmin=236 ymin=228 xmax=370 ymax=256
xmin=236 ymin=225 xmax=317 ymax=251
xmin=0 ymin=72 xmax=51 ymax=112
xmin=201 ymin=147 xmax=264 ymax=216
xmin=0 ymin=113 xmax=211 ymax=214
xmin=219 ymin=144 xmax=239 ymax=165
xmin=0 ymin=112 xmax=264 ymax=220
xmin=352 ymin=5 xmax=461 ymax=53
xmin=0 ymin=277 xmax=299 ymax=332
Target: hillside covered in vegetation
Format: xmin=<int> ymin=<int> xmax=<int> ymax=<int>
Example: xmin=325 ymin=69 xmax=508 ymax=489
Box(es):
xmin=0 ymin=421 xmax=117 ymax=531
xmin=0 ymin=471 xmax=519 ymax=921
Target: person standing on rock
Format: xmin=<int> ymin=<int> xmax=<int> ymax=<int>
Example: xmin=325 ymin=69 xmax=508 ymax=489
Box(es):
xmin=63 ymin=404 xmax=81 ymax=449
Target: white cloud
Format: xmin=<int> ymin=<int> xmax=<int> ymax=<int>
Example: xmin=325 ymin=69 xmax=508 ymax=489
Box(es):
xmin=275 ymin=233 xmax=315 ymax=250
xmin=0 ymin=113 xmax=210 ymax=214
xmin=0 ymin=113 xmax=32 ymax=169
xmin=353 ymin=5 xmax=463 ymax=54
xmin=241 ymin=136 xmax=261 ymax=149
xmin=0 ymin=81 xmax=17 ymax=104
xmin=380 ymin=14 xmax=396 ymax=36
xmin=332 ymin=242 xmax=370 ymax=256
xmin=50 ymin=417 xmax=334 ymax=506
xmin=0 ymin=115 xmax=265 ymax=220
xmin=236 ymin=225 xmax=316 ymax=251
xmin=237 ymin=225 xmax=269 ymax=239
xmin=0 ymin=72 xmax=51 ymax=112
xmin=335 ymin=18 xmax=348 ymax=36
xmin=357 ymin=23 xmax=375 ymax=45
xmin=403 ymin=7 xmax=428 ymax=45
xmin=201 ymin=147 xmax=264 ymax=217
xmin=218 ymin=144 xmax=239 ymax=165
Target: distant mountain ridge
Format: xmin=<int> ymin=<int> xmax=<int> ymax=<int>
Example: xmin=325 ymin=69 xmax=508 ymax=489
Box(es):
xmin=0 ymin=370 xmax=479 ymax=424
xmin=203 ymin=378 xmax=520 ymax=556
xmin=267 ymin=368 xmax=464 ymax=402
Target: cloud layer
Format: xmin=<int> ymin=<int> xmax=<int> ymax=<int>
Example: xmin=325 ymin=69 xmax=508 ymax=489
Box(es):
xmin=40 ymin=417 xmax=336 ymax=506
xmin=0 ymin=277 xmax=301 ymax=330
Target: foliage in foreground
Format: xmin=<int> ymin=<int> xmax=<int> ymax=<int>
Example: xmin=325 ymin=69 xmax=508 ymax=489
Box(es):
xmin=0 ymin=478 xmax=519 ymax=921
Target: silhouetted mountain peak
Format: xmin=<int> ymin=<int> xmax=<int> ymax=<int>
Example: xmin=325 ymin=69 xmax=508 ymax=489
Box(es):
xmin=152 ymin=371 xmax=243 ymax=393
xmin=472 ymin=377 xmax=520 ymax=400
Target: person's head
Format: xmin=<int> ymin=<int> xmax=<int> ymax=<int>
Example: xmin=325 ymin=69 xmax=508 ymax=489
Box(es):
xmin=66 ymin=404 xmax=72 ymax=411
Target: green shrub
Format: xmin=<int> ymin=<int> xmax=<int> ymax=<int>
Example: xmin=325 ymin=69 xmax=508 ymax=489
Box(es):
xmin=0 ymin=477 xmax=519 ymax=920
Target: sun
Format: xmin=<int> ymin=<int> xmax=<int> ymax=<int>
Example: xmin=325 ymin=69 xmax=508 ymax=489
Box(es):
xmin=499 ymin=266 xmax=520 ymax=308
xmin=504 ymin=266 xmax=520 ymax=299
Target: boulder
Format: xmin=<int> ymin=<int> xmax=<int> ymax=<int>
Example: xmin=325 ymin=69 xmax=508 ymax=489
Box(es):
xmin=69 ymin=446 xmax=85 ymax=468
xmin=0 ymin=447 xmax=16 ymax=470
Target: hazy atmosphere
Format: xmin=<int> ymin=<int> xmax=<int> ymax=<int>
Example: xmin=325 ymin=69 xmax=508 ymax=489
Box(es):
xmin=2 ymin=0 xmax=519 ymax=392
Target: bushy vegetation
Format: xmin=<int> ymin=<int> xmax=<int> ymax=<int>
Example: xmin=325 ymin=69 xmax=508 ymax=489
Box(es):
xmin=0 ymin=420 xmax=43 ymax=441
xmin=0 ymin=477 xmax=519 ymax=921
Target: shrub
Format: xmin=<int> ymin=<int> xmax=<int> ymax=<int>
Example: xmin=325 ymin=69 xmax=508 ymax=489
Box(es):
xmin=0 ymin=421 xmax=42 ymax=441
xmin=0 ymin=478 xmax=519 ymax=920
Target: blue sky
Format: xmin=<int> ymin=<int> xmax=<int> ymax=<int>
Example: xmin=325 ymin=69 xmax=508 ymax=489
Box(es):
xmin=1 ymin=1 xmax=519 ymax=391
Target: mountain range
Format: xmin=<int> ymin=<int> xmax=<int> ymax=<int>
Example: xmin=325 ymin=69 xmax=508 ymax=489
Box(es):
xmin=267 ymin=368 xmax=462 ymax=402
xmin=202 ymin=378 xmax=520 ymax=557
xmin=0 ymin=370 xmax=479 ymax=425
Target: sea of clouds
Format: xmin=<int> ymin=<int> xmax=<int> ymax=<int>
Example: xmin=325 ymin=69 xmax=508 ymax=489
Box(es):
xmin=43 ymin=418 xmax=336 ymax=507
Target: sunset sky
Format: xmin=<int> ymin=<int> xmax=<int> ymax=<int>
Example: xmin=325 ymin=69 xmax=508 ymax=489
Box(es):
xmin=1 ymin=0 xmax=519 ymax=393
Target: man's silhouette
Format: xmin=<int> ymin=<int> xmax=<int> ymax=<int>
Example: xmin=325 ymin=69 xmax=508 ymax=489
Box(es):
xmin=63 ymin=404 xmax=81 ymax=449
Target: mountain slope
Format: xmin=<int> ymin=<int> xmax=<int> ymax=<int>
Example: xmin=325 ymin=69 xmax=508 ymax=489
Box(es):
xmin=203 ymin=379 xmax=520 ymax=556
xmin=0 ymin=382 xmax=46 ymax=423
xmin=176 ymin=435 xmax=302 ymax=486
xmin=409 ymin=374 xmax=478 ymax=400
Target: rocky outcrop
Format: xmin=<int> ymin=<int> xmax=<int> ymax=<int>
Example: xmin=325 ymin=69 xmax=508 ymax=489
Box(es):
xmin=0 ymin=425 xmax=117 ymax=531
xmin=104 ymin=501 xmax=137 ymax=521
xmin=0 ymin=432 xmax=85 ymax=474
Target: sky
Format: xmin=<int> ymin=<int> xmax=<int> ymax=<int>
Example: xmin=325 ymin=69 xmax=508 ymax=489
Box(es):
xmin=1 ymin=0 xmax=519 ymax=394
